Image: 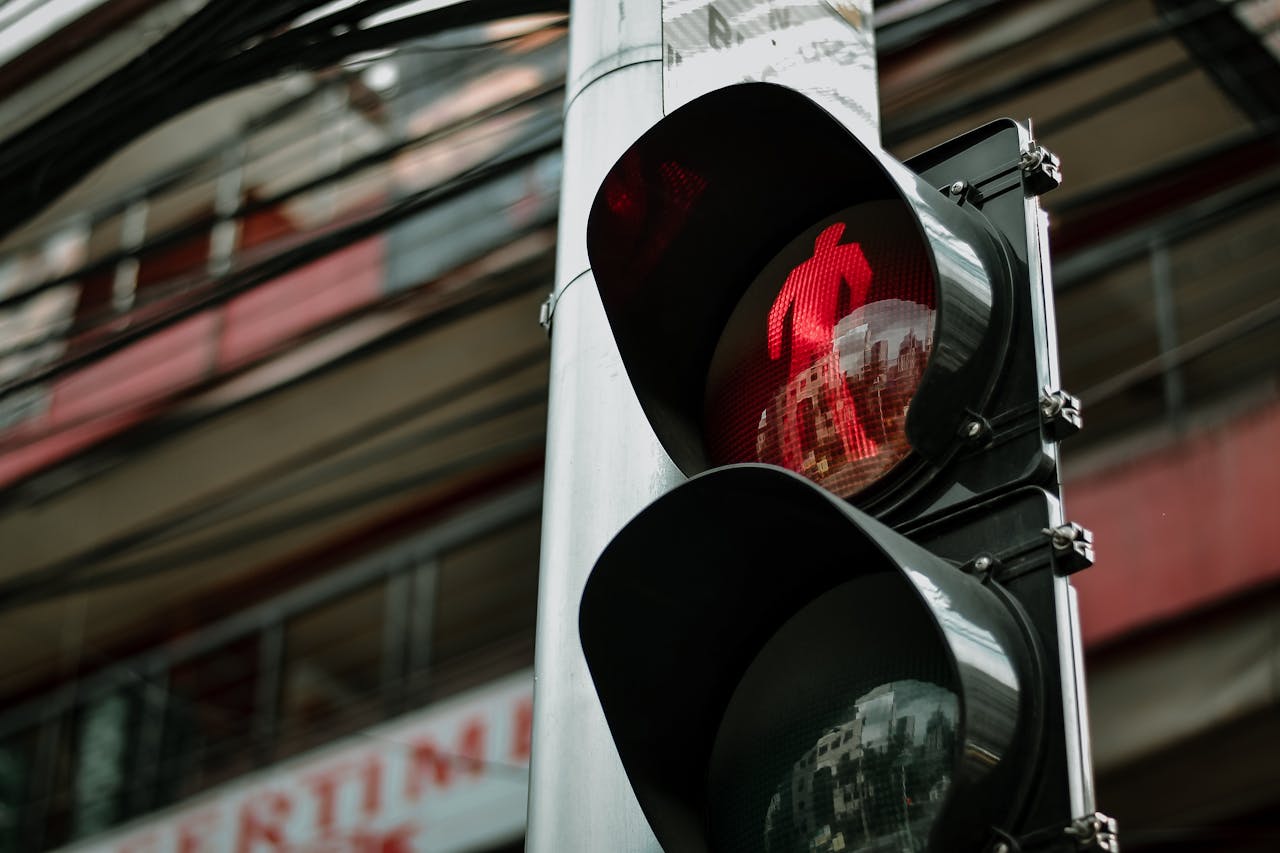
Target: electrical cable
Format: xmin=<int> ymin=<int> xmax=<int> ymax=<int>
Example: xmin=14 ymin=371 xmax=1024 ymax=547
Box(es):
xmin=0 ymin=11 xmax=567 ymax=266
xmin=881 ymin=0 xmax=1255 ymax=146
xmin=1081 ymin=291 xmax=1280 ymax=406
xmin=147 ymin=388 xmax=548 ymax=552
xmin=0 ymin=77 xmax=564 ymax=320
xmin=0 ymin=131 xmax=562 ymax=402
xmin=0 ymin=0 xmax=570 ymax=239
xmin=0 ymin=0 xmax=260 ymax=164
xmin=0 ymin=231 xmax=553 ymax=456
xmin=0 ymin=347 xmax=550 ymax=594
xmin=340 ymin=15 xmax=566 ymax=61
xmin=1034 ymin=58 xmax=1198 ymax=136
xmin=0 ymin=103 xmax=565 ymax=394
xmin=0 ymin=433 xmax=545 ymax=613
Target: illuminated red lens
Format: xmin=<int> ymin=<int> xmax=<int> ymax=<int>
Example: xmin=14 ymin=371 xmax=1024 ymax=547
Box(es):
xmin=705 ymin=201 xmax=936 ymax=498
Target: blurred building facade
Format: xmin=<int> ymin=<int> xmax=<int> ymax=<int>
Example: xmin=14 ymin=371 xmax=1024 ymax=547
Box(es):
xmin=0 ymin=1 xmax=1276 ymax=851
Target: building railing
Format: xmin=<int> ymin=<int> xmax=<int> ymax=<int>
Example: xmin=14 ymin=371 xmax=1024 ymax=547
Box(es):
xmin=0 ymin=480 xmax=542 ymax=852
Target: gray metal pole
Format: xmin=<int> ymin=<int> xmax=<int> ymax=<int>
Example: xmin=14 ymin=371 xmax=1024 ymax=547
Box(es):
xmin=526 ymin=1 xmax=673 ymax=849
xmin=528 ymin=2 xmax=880 ymax=849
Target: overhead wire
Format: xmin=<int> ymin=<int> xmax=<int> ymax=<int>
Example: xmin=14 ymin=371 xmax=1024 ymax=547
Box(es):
xmin=0 ymin=78 xmax=566 ymax=353
xmin=0 ymin=344 xmax=551 ymax=599
xmin=0 ymin=0 xmax=570 ymax=239
xmin=0 ymin=72 xmax=564 ymax=318
xmin=0 ymin=223 xmax=554 ymax=456
xmin=1081 ymin=291 xmax=1280 ymax=406
xmin=340 ymin=14 xmax=566 ymax=61
xmin=881 ymin=0 xmax=1257 ymax=147
xmin=0 ymin=434 xmax=545 ymax=611
xmin=0 ymin=229 xmax=555 ymax=511
xmin=1034 ymin=58 xmax=1198 ymax=136
xmin=0 ymin=13 xmax=566 ymax=273
xmin=0 ymin=128 xmax=562 ymax=402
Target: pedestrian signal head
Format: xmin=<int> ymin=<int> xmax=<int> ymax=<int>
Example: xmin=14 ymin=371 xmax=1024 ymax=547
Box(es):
xmin=587 ymin=83 xmax=1015 ymax=504
xmin=579 ymin=465 xmax=1039 ymax=853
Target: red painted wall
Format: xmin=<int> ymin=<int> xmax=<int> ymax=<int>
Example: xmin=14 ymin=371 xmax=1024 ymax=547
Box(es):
xmin=1069 ymin=402 xmax=1280 ymax=647
xmin=0 ymin=238 xmax=385 ymax=488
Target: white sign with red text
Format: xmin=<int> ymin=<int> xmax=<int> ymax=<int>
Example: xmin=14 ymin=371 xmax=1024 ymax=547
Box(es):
xmin=66 ymin=672 xmax=534 ymax=853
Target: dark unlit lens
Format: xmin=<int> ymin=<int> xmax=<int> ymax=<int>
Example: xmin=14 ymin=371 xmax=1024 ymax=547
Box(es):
xmin=708 ymin=576 xmax=960 ymax=853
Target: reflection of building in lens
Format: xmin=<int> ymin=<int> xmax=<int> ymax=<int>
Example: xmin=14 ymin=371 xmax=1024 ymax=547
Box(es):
xmin=740 ymin=281 xmax=935 ymax=499
xmin=925 ymin=706 xmax=950 ymax=752
xmin=756 ymin=347 xmax=898 ymax=499
xmin=835 ymin=299 xmax=934 ymax=458
xmin=767 ymin=680 xmax=959 ymax=853
xmin=752 ymin=298 xmax=935 ymax=499
xmin=771 ymin=349 xmax=875 ymax=475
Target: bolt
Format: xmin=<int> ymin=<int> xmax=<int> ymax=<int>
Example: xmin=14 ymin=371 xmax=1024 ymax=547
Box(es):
xmin=973 ymin=556 xmax=992 ymax=572
xmin=993 ymin=843 xmax=1011 ymax=853
xmin=1041 ymin=393 xmax=1063 ymax=418
xmin=965 ymin=420 xmax=984 ymax=439
xmin=950 ymin=180 xmax=967 ymax=196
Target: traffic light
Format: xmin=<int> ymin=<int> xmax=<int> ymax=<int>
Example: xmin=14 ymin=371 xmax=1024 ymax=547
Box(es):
xmin=576 ymin=82 xmax=1111 ymax=853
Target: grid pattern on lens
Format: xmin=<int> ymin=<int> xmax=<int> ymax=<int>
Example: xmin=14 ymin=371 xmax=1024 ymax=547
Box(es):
xmin=705 ymin=202 xmax=936 ymax=498
xmin=707 ymin=577 xmax=960 ymax=853
xmin=598 ymin=154 xmax=708 ymax=289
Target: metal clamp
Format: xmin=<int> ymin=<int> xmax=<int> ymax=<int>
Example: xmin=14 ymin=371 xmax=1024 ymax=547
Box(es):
xmin=538 ymin=292 xmax=555 ymax=334
xmin=1020 ymin=142 xmax=1062 ymax=196
xmin=1040 ymin=388 xmax=1083 ymax=440
xmin=1043 ymin=522 xmax=1094 ymax=575
xmin=995 ymin=811 xmax=1118 ymax=853
xmin=1065 ymin=812 xmax=1119 ymax=852
xmin=938 ymin=137 xmax=1061 ymax=205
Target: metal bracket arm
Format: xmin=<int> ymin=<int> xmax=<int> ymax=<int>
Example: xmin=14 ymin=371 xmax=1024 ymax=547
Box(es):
xmin=938 ymin=139 xmax=1062 ymax=204
xmin=995 ymin=811 xmax=1119 ymax=853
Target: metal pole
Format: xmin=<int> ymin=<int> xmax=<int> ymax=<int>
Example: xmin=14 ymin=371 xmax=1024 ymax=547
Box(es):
xmin=528 ymin=2 xmax=880 ymax=848
xmin=526 ymin=0 xmax=673 ymax=848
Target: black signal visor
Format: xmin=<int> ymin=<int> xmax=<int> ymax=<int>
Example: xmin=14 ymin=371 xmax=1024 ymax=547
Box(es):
xmin=587 ymin=82 xmax=1013 ymax=493
xmin=579 ymin=465 xmax=1038 ymax=853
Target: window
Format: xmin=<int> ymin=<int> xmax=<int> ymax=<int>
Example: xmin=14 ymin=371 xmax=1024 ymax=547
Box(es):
xmin=162 ymin=636 xmax=261 ymax=802
xmin=0 ymin=730 xmax=35 ymax=853
xmin=428 ymin=517 xmax=540 ymax=699
xmin=0 ymin=497 xmax=542 ymax=849
xmin=278 ymin=582 xmax=385 ymax=758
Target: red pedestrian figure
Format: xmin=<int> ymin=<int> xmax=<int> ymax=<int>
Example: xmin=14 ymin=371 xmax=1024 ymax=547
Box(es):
xmin=766 ymin=222 xmax=878 ymax=467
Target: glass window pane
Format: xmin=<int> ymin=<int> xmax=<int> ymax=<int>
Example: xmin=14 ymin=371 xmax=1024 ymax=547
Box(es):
xmin=0 ymin=729 xmax=36 ymax=853
xmin=69 ymin=690 xmax=136 ymax=841
xmin=278 ymin=581 xmax=385 ymax=759
xmin=1057 ymin=255 xmax=1165 ymax=445
xmin=161 ymin=636 xmax=260 ymax=803
xmin=1169 ymin=198 xmax=1280 ymax=412
xmin=429 ymin=515 xmax=540 ymax=700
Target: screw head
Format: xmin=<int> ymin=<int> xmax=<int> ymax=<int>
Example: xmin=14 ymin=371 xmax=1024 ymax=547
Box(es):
xmin=950 ymin=180 xmax=967 ymax=196
xmin=965 ymin=420 xmax=984 ymax=438
xmin=973 ymin=556 xmax=992 ymax=572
